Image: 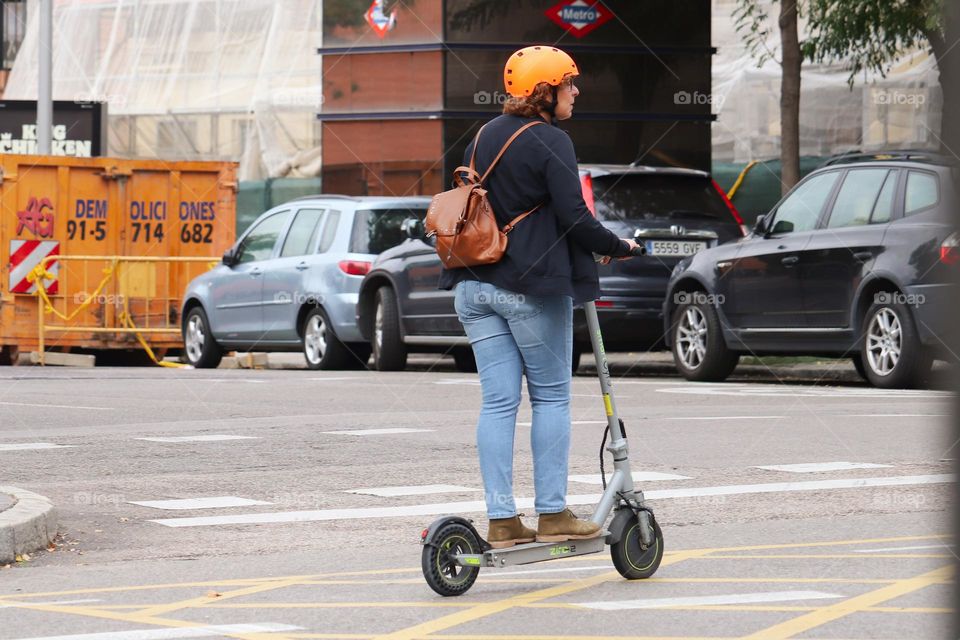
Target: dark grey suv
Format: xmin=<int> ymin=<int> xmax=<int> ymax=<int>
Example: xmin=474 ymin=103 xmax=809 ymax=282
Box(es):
xmin=356 ymin=164 xmax=746 ymax=371
xmin=664 ymin=154 xmax=958 ymax=388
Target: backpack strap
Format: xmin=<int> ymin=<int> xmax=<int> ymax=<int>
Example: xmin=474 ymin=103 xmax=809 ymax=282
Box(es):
xmin=502 ymin=203 xmax=542 ymax=235
xmin=468 ymin=120 xmax=545 ymax=184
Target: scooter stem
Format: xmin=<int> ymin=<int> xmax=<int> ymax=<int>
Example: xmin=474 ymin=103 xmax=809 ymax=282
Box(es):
xmin=583 ymin=300 xmax=654 ymax=547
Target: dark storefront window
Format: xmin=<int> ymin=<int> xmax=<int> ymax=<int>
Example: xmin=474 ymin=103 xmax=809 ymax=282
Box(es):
xmin=322 ymin=0 xmax=442 ymax=47
xmin=444 ymin=49 xmax=710 ymax=116
xmin=445 ymin=0 xmax=710 ymax=47
xmin=1 ymin=0 xmax=27 ymax=70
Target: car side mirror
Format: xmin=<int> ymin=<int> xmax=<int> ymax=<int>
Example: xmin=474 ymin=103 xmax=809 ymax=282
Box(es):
xmin=401 ymin=217 xmax=425 ymax=240
xmin=222 ymin=246 xmax=239 ymax=267
xmin=771 ymin=219 xmax=794 ymax=235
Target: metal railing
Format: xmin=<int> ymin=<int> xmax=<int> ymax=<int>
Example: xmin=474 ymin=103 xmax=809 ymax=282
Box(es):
xmin=32 ymin=254 xmax=218 ymax=366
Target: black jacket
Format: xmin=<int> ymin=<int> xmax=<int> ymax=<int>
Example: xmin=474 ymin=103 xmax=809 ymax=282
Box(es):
xmin=438 ymin=114 xmax=629 ymax=303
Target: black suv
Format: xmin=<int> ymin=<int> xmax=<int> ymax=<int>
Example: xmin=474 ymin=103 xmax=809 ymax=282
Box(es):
xmin=356 ymin=164 xmax=746 ymax=371
xmin=664 ymin=154 xmax=958 ymax=388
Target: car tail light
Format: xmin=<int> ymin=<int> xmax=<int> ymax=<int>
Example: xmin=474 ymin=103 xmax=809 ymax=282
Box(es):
xmin=940 ymin=232 xmax=959 ymax=265
xmin=580 ymin=171 xmax=596 ymax=217
xmin=711 ymin=179 xmax=747 ymax=236
xmin=338 ymin=260 xmax=371 ymax=276
xmin=595 ymin=300 xmax=614 ymax=308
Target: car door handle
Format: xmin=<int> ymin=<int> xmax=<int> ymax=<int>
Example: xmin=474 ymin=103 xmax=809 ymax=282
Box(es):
xmin=853 ymin=251 xmax=872 ymax=262
xmin=295 ymin=262 xmax=309 ymax=271
xmin=249 ymin=268 xmax=262 ymax=277
xmin=781 ymin=256 xmax=799 ymax=267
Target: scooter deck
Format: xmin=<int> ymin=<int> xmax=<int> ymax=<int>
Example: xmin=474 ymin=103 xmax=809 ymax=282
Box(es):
xmin=454 ymin=532 xmax=608 ymax=569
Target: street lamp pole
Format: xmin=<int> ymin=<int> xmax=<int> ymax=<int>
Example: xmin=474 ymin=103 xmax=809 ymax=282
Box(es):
xmin=37 ymin=0 xmax=53 ymax=155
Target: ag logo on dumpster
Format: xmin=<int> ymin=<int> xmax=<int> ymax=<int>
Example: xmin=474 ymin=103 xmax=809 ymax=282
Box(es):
xmin=8 ymin=239 xmax=59 ymax=294
xmin=16 ymin=196 xmax=55 ymax=238
xmin=545 ymin=0 xmax=613 ymax=38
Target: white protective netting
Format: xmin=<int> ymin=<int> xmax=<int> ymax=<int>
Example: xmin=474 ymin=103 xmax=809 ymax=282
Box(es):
xmin=712 ymin=0 xmax=942 ymax=163
xmin=5 ymin=0 xmax=322 ymax=180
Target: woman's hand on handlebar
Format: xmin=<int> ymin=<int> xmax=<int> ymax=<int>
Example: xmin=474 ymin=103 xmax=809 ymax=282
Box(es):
xmin=598 ymin=239 xmax=642 ymax=264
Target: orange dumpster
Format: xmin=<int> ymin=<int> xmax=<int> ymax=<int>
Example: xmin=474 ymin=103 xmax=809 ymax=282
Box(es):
xmin=0 ymin=155 xmax=237 ymax=363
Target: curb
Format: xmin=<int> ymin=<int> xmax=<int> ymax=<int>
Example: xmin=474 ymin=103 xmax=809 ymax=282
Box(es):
xmin=0 ymin=487 xmax=57 ymax=564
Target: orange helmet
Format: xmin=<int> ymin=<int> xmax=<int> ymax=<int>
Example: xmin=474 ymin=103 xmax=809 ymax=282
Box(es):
xmin=503 ymin=46 xmax=579 ymax=98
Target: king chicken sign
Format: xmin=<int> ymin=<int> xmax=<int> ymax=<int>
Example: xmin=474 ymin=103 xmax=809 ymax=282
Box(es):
xmin=545 ymin=0 xmax=614 ymax=38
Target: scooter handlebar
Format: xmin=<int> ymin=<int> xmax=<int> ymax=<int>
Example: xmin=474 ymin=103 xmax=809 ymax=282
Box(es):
xmin=629 ymin=244 xmax=647 ymax=257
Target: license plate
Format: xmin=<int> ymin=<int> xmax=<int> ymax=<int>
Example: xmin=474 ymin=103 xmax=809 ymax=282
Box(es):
xmin=643 ymin=240 xmax=707 ymax=257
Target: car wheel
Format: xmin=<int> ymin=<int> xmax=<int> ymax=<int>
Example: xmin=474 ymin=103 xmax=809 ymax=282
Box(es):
xmin=302 ymin=307 xmax=354 ymax=370
xmin=373 ymin=286 xmax=407 ymax=371
xmin=452 ymin=347 xmax=477 ymax=373
xmin=671 ymin=300 xmax=739 ymax=382
xmin=861 ymin=300 xmax=932 ymax=389
xmin=183 ymin=306 xmax=223 ymax=369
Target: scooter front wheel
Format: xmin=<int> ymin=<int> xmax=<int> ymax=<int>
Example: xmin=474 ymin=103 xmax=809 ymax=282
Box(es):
xmin=421 ymin=522 xmax=481 ymax=596
xmin=610 ymin=513 xmax=664 ymax=580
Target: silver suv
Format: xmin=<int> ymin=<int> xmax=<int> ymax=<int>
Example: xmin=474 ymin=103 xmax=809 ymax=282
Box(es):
xmin=181 ymin=195 xmax=430 ymax=369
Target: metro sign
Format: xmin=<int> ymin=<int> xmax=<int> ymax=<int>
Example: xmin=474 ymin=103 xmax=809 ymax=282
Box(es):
xmin=365 ymin=0 xmax=397 ymax=39
xmin=546 ymin=0 xmax=614 ymax=38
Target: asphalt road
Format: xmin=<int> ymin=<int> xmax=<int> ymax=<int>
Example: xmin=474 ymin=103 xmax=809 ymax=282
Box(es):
xmin=0 ymin=354 xmax=956 ymax=640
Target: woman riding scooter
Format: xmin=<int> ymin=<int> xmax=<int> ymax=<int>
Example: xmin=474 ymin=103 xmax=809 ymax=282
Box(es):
xmin=439 ymin=46 xmax=639 ymax=548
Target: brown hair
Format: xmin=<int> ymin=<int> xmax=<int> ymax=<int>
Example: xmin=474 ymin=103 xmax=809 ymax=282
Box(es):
xmin=502 ymin=82 xmax=555 ymax=118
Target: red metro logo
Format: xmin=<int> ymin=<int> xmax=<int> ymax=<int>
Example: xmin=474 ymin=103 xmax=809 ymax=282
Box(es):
xmin=545 ymin=0 xmax=614 ymax=38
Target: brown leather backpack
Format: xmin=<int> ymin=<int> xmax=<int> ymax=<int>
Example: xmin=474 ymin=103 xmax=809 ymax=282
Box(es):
xmin=425 ymin=121 xmax=544 ymax=269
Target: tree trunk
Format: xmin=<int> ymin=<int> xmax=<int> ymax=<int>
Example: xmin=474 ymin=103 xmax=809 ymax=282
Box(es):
xmin=926 ymin=2 xmax=960 ymax=155
xmin=779 ymin=1 xmax=801 ymax=194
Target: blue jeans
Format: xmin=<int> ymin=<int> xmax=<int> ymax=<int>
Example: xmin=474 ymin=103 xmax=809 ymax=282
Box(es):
xmin=453 ymin=280 xmax=573 ymax=519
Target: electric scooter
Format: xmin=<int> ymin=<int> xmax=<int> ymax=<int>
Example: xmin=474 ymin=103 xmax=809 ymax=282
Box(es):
xmin=420 ymin=258 xmax=663 ymax=596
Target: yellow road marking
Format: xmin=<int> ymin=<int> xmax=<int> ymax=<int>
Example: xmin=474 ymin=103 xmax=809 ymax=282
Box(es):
xmin=742 ymin=564 xmax=955 ymax=639
xmin=370 ymin=549 xmax=708 ymax=640
xmin=135 ymin=577 xmax=305 ymax=618
xmin=690 ymin=553 xmax=953 ymax=559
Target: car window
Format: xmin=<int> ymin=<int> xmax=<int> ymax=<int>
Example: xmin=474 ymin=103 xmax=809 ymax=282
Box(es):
xmin=771 ymin=171 xmax=840 ymax=234
xmin=350 ymin=208 xmax=427 ymax=254
xmin=317 ymin=209 xmax=341 ymax=253
xmin=237 ymin=210 xmax=290 ymax=264
xmin=826 ymin=169 xmax=889 ymax=229
xmin=280 ymin=208 xmax=325 ymax=258
xmin=904 ymin=171 xmax=939 ymax=215
xmin=870 ymin=171 xmax=897 ymax=224
xmin=591 ymin=174 xmax=731 ymax=223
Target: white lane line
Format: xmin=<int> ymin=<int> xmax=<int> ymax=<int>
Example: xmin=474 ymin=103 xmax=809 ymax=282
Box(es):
xmin=0 ymin=402 xmax=112 ymax=410
xmin=517 ymin=420 xmax=606 ymax=426
xmin=135 ymin=435 xmax=260 ymax=443
xmin=0 ymin=443 xmax=75 ymax=451
xmin=849 ymin=414 xmax=949 ymax=418
xmin=853 ymin=544 xmax=955 ymax=553
xmin=149 ymin=473 xmax=954 ymax=527
xmin=433 ymin=379 xmax=481 ymax=386
xmin=0 ymin=599 xmax=100 ymax=608
xmin=667 ymin=416 xmax=784 ymax=421
xmin=568 ymin=471 xmax=692 ymax=484
xmin=322 ymin=428 xmax=433 ymax=436
xmin=658 ymin=386 xmax=950 ymax=398
xmin=128 ymin=497 xmax=272 ymax=510
xmin=755 ymin=462 xmax=892 ymax=473
xmin=9 ymin=623 xmax=302 ymax=640
xmin=307 ymin=377 xmax=363 ymax=382
xmin=345 ymin=484 xmax=479 ymax=497
xmin=575 ymin=590 xmax=843 ymax=610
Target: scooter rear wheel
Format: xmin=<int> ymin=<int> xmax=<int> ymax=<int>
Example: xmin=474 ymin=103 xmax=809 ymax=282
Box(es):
xmin=610 ymin=514 xmax=664 ymax=580
xmin=422 ymin=522 xmax=481 ymax=596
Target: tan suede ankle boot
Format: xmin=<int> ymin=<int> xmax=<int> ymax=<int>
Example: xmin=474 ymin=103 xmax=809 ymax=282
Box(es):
xmin=536 ymin=508 xmax=602 ymax=542
xmin=487 ymin=515 xmax=536 ymax=549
